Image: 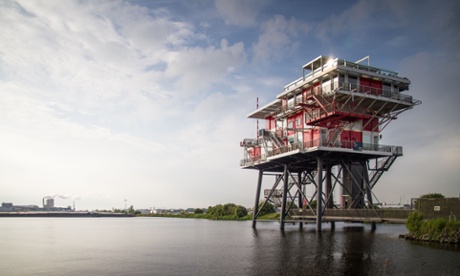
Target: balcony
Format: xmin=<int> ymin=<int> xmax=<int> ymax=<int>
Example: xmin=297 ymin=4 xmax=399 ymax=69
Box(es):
xmin=264 ymin=82 xmax=421 ymax=121
xmin=240 ymin=138 xmax=402 ymax=167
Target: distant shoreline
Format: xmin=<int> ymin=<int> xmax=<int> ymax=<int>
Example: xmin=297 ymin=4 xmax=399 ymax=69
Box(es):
xmin=0 ymin=212 xmax=133 ymax=218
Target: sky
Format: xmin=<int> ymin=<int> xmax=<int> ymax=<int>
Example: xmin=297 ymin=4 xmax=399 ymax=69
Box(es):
xmin=1 ymin=0 xmax=459 ymax=211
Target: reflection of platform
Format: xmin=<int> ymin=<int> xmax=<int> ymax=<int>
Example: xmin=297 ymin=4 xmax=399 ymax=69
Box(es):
xmin=288 ymin=209 xmax=409 ymax=224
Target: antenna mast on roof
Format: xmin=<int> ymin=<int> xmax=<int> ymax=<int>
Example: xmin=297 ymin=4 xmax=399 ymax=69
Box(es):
xmin=355 ymin=55 xmax=370 ymax=66
xmin=256 ymin=97 xmax=259 ymax=139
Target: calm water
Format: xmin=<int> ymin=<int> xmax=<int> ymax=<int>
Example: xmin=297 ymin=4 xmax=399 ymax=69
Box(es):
xmin=0 ymin=218 xmax=459 ymax=275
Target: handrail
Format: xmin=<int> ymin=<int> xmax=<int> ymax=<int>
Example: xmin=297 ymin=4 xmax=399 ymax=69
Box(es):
xmin=338 ymin=83 xmax=417 ymax=104
xmin=272 ymin=82 xmax=420 ymax=119
xmin=240 ymin=137 xmax=402 ymax=166
xmin=283 ymin=58 xmax=400 ymax=93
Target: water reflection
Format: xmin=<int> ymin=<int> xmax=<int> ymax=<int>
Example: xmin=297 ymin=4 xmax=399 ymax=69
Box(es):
xmin=249 ymin=223 xmax=380 ymax=275
xmin=1 ymin=219 xmax=459 ymax=275
xmin=341 ymin=226 xmax=374 ymax=275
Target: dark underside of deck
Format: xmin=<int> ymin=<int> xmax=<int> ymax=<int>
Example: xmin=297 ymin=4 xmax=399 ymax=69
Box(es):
xmin=243 ymin=147 xmax=392 ymax=173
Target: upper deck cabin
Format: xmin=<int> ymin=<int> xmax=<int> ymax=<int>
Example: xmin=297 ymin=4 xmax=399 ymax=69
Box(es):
xmin=248 ymin=55 xmax=417 ymax=120
xmin=240 ymin=55 xmax=420 ymax=170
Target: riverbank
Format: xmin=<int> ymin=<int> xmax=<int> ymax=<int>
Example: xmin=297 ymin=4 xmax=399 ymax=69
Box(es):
xmin=137 ymin=212 xmax=280 ymax=221
xmin=137 ymin=213 xmax=252 ymax=220
xmin=403 ymin=211 xmax=460 ymax=244
xmin=399 ymin=233 xmax=460 ymax=244
xmin=0 ymin=212 xmax=133 ymax=217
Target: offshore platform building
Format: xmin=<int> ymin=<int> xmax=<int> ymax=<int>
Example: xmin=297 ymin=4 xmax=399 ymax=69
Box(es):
xmin=240 ymin=56 xmax=421 ymax=230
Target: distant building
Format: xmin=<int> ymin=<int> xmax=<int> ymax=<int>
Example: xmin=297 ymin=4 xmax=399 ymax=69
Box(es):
xmin=0 ymin=202 xmax=14 ymax=212
xmin=0 ymin=201 xmax=71 ymax=213
xmin=0 ymin=202 xmax=40 ymax=212
xmin=44 ymin=198 xmax=54 ymax=209
xmin=412 ymin=197 xmax=460 ymax=219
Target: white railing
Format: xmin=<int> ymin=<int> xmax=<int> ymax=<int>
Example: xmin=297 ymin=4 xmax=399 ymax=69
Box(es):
xmin=339 ymin=83 xmax=418 ymax=104
xmin=240 ymin=138 xmax=402 ymax=166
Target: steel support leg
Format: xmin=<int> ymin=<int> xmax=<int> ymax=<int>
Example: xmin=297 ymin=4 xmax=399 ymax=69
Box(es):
xmin=326 ymin=165 xmax=335 ymax=230
xmin=316 ymin=158 xmax=323 ymax=232
xmin=280 ymin=165 xmax=288 ymax=230
xmin=362 ymin=161 xmax=376 ymax=230
xmin=298 ymin=172 xmax=303 ymax=230
xmin=252 ymin=170 xmax=263 ymax=228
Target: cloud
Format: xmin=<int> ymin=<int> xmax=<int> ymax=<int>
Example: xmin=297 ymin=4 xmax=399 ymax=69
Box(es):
xmin=164 ymin=39 xmax=247 ymax=95
xmin=0 ymin=0 xmax=255 ymax=209
xmin=2 ymin=0 xmax=458 ymax=210
xmin=374 ymin=3 xmax=460 ymax=201
xmin=252 ymin=15 xmax=309 ymax=61
xmin=214 ymin=0 xmax=266 ymax=27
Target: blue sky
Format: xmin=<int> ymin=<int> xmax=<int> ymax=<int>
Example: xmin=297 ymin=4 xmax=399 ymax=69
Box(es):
xmin=1 ymin=0 xmax=459 ymax=210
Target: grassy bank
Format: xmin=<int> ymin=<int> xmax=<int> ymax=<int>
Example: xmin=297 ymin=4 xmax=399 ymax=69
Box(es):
xmin=137 ymin=212 xmax=280 ymax=221
xmin=137 ymin=213 xmax=251 ymax=220
xmin=137 ymin=202 xmax=281 ymax=221
xmin=403 ymin=211 xmax=460 ymax=244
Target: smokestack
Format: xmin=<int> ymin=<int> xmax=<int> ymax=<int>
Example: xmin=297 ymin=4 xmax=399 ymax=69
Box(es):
xmin=43 ymin=195 xmax=54 ymax=209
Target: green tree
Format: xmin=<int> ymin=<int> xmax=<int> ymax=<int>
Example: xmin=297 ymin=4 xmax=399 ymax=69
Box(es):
xmin=258 ymin=201 xmax=276 ymax=216
xmin=223 ymin=203 xmax=237 ymax=215
xmin=307 ymin=200 xmax=317 ymax=209
xmin=234 ymin=206 xmax=248 ymax=218
xmin=194 ymin=208 xmax=203 ymax=214
xmin=205 ymin=203 xmax=248 ymax=219
xmin=420 ymin=193 xmax=445 ymax=199
xmin=206 ymin=204 xmax=225 ymax=218
xmin=406 ymin=211 xmax=424 ymax=235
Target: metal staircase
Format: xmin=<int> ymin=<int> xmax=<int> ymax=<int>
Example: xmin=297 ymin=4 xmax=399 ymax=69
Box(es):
xmin=368 ymin=154 xmax=399 ymax=189
xmin=269 ymin=130 xmax=285 ymax=149
xmin=326 ymin=121 xmax=348 ymax=147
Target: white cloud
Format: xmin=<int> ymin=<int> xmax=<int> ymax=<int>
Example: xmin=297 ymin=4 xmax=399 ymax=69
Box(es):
xmin=0 ymin=0 xmax=253 ymax=209
xmin=214 ymin=0 xmax=266 ymax=27
xmin=1 ymin=0 xmax=458 ymax=210
xmin=164 ymin=39 xmax=246 ymax=95
xmin=252 ymin=15 xmax=309 ymax=61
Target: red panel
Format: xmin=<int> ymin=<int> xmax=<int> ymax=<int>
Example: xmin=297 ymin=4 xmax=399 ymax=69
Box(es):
xmin=303 ymin=129 xmax=320 ymax=147
xmin=294 ymin=112 xmax=303 ymax=128
xmin=351 ymin=131 xmax=362 ymax=143
xmin=360 ymin=77 xmax=370 ymax=87
xmin=249 ymin=146 xmax=261 ymax=160
xmin=340 ymin=130 xmax=362 ymax=148
xmin=370 ymin=79 xmax=382 ymax=95
xmin=360 ymin=78 xmax=382 ymax=95
xmin=287 ymin=116 xmax=295 ymax=135
xmin=303 ymin=130 xmax=310 ymax=142
xmin=265 ymin=117 xmax=275 ymax=130
xmin=363 ymin=118 xmax=379 ymax=132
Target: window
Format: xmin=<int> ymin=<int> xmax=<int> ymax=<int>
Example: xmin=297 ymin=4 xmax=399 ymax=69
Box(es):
xmin=383 ymin=83 xmax=391 ymax=97
xmin=296 ymin=118 xmax=302 ymax=127
xmin=348 ymin=75 xmax=358 ymax=91
xmin=322 ymin=79 xmax=331 ymax=93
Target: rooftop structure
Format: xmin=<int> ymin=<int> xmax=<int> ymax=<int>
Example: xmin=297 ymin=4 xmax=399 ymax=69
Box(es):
xmin=240 ymin=55 xmax=421 ymax=231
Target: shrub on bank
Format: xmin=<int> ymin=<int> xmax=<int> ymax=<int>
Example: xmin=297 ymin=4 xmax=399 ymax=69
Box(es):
xmin=257 ymin=201 xmax=276 ymax=216
xmin=206 ymin=203 xmax=248 ymax=219
xmin=406 ymin=211 xmax=423 ymax=235
xmin=405 ymin=211 xmax=460 ymax=243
